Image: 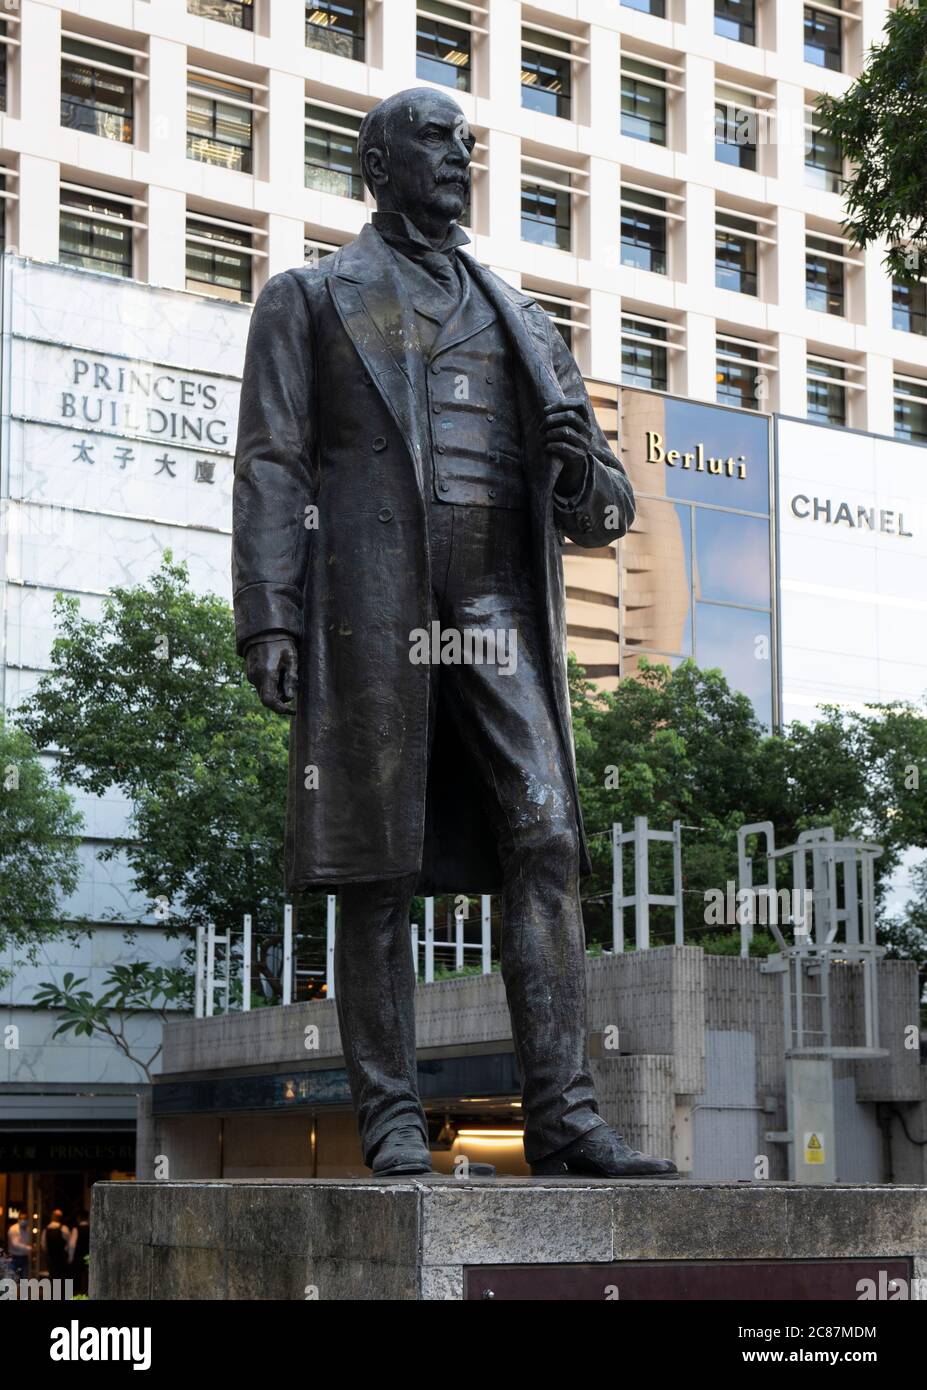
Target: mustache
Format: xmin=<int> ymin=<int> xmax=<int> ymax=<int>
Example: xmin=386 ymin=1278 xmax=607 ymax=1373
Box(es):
xmin=436 ymin=171 xmax=469 ymax=186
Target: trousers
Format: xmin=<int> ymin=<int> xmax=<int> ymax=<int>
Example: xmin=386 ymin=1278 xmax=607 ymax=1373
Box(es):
xmin=334 ymin=498 xmax=605 ymax=1165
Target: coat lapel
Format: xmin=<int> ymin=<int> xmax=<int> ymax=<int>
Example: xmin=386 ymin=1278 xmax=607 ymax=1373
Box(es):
xmin=460 ymin=254 xmax=564 ymax=412
xmin=328 ymin=225 xmax=427 ymax=497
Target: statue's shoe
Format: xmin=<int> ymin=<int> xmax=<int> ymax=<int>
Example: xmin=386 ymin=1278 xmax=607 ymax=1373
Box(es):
xmin=370 ymin=1125 xmax=433 ymax=1176
xmin=531 ymin=1125 xmax=678 ymax=1178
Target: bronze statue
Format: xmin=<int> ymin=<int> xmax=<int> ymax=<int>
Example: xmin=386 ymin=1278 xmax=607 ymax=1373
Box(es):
xmin=232 ymin=87 xmax=676 ymax=1179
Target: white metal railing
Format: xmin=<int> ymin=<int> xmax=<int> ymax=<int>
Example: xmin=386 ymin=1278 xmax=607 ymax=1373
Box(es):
xmin=194 ymin=892 xmax=494 ymax=1017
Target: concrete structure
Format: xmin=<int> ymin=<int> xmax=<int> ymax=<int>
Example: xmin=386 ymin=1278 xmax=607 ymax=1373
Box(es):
xmin=142 ymin=946 xmax=927 ymax=1185
xmin=90 ymin=1175 xmax=927 ymax=1300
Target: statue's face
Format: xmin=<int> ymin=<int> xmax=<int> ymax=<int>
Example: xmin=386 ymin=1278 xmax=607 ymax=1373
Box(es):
xmin=376 ymin=92 xmax=473 ymax=224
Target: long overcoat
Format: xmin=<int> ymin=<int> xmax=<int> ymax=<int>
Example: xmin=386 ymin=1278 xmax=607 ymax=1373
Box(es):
xmin=231 ymin=224 xmax=635 ymax=895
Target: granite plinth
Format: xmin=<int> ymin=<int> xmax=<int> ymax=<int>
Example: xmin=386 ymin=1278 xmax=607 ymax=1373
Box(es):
xmin=90 ymin=1178 xmax=927 ymax=1301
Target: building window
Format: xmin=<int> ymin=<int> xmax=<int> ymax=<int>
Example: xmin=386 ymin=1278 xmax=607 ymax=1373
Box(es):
xmin=622 ymin=0 xmax=665 ymax=14
xmin=186 ymin=217 xmax=253 ymax=301
xmin=521 ymin=165 xmax=572 ymax=251
xmin=621 ymin=59 xmax=667 ymax=145
xmin=521 ymin=28 xmax=571 ymax=120
xmin=306 ymin=2 xmax=366 ymax=62
xmin=305 ymin=104 xmax=363 ymax=199
xmin=804 ymin=4 xmax=841 ymax=72
xmin=187 ymin=73 xmax=254 ymax=173
xmin=534 ymin=294 xmax=576 ymax=351
xmin=416 ymin=3 xmax=472 ymax=92
xmin=807 ymin=358 xmax=847 ymax=426
xmin=805 ymin=114 xmax=842 ymax=192
xmin=61 ymin=40 xmax=135 ymax=143
xmin=59 ymin=189 xmax=133 ymax=278
xmin=805 ymin=236 xmax=845 ymax=315
xmin=188 ymin=0 xmax=254 ymax=27
xmin=715 ymin=88 xmax=757 ymax=170
xmin=716 ymin=216 xmax=758 ymax=296
xmin=894 ymin=378 xmax=927 ymax=444
xmin=621 ymin=187 xmax=667 ymax=275
xmin=622 ymin=317 xmax=668 ymax=391
xmin=892 ymin=279 xmax=927 ymax=336
xmin=716 ymin=338 xmax=760 ymax=410
xmin=304 ymin=236 xmax=342 ymax=267
xmin=715 ymin=0 xmax=756 ymax=44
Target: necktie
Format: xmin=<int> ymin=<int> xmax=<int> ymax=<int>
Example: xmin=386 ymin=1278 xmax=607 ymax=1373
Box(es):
xmin=419 ymin=250 xmax=459 ymax=297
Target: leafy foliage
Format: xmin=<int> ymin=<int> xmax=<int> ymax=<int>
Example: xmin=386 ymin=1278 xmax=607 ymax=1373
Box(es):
xmin=33 ymin=962 xmax=192 ymax=1082
xmin=815 ymin=3 xmax=927 ymax=278
xmin=569 ymin=657 xmax=927 ymax=953
xmin=17 ymin=555 xmax=289 ymax=941
xmin=0 ymin=720 xmax=82 ymax=986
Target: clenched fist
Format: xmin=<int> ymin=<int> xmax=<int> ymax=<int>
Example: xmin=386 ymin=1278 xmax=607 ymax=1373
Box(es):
xmin=245 ymin=634 xmax=298 ymax=717
xmin=541 ymin=396 xmax=592 ymax=496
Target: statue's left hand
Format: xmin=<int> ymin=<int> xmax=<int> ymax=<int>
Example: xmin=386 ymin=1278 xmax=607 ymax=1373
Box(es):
xmin=245 ymin=635 xmax=298 ymax=717
xmin=541 ymin=397 xmax=592 ymax=495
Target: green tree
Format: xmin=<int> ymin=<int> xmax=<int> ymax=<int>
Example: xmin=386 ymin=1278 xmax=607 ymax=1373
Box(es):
xmin=816 ymin=2 xmax=927 ymax=278
xmin=569 ymin=658 xmax=927 ymax=950
xmin=883 ymin=859 xmax=927 ymax=1014
xmin=17 ymin=557 xmax=290 ymax=949
xmin=33 ymin=962 xmax=192 ymax=1083
xmin=0 ymin=720 xmax=82 ymax=987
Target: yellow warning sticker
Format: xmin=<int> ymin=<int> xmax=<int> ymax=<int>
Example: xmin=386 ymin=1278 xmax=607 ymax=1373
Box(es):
xmin=804 ymin=1132 xmax=825 ymax=1165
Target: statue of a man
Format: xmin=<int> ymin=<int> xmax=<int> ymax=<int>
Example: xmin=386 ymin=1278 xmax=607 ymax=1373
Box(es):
xmin=232 ymin=87 xmax=676 ymax=1179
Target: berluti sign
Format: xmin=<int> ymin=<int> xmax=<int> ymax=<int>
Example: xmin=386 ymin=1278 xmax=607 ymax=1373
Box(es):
xmin=646 ymin=431 xmax=748 ymax=480
xmin=617 ymin=388 xmax=777 ymax=727
xmin=620 ymin=387 xmax=770 ymax=514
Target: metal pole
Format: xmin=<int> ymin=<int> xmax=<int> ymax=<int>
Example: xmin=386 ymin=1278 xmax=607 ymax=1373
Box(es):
xmin=411 ymin=922 xmax=419 ymax=978
xmin=612 ymin=822 xmax=624 ymax=953
xmin=634 ymin=815 xmax=650 ymax=950
xmin=205 ymin=923 xmax=215 ymax=1018
xmin=242 ymin=914 xmax=252 ymax=1012
xmin=425 ymin=897 xmax=435 ymax=984
xmin=455 ymin=907 xmax=464 ymax=972
xmin=282 ymin=902 xmax=293 ymax=1006
xmin=326 ymin=894 xmax=336 ymax=1001
xmin=673 ymin=819 xmax=684 ymax=945
xmin=195 ymin=925 xmax=205 ymax=1018
xmin=481 ymin=895 xmax=491 ymax=975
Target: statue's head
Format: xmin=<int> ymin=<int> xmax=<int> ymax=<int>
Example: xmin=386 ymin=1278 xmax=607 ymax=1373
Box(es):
xmin=358 ymin=88 xmax=473 ymax=228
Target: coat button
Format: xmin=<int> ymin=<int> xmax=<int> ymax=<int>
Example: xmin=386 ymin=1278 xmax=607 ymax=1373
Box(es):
xmin=439 ymin=481 xmax=450 ymax=493
xmin=437 ymin=444 xmax=446 ymax=454
xmin=372 ymin=436 xmax=387 ymax=452
xmin=580 ymin=515 xmax=592 ymax=531
xmin=488 ymin=450 xmax=498 ymax=461
xmin=488 ymin=488 xmax=496 ymax=499
xmin=431 ymin=363 xmax=441 ymax=375
xmin=432 ymin=403 xmax=442 ymax=414
xmin=377 ymin=506 xmax=393 ymax=522
xmin=487 ymin=413 xmax=495 ymax=423
xmin=486 ymin=375 xmax=493 ymax=384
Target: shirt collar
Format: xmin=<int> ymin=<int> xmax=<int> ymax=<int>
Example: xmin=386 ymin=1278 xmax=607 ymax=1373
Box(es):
xmin=371 ymin=210 xmax=470 ymax=258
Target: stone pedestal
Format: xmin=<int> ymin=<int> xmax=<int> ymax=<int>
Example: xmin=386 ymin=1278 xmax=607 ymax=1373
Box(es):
xmin=91 ymin=1178 xmax=927 ymax=1301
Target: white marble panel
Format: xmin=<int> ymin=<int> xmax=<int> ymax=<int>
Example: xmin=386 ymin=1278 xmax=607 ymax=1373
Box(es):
xmin=9 ymin=257 xmax=250 ymax=378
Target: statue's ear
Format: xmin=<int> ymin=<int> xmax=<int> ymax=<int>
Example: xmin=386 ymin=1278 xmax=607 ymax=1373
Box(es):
xmin=364 ymin=147 xmax=388 ymax=189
